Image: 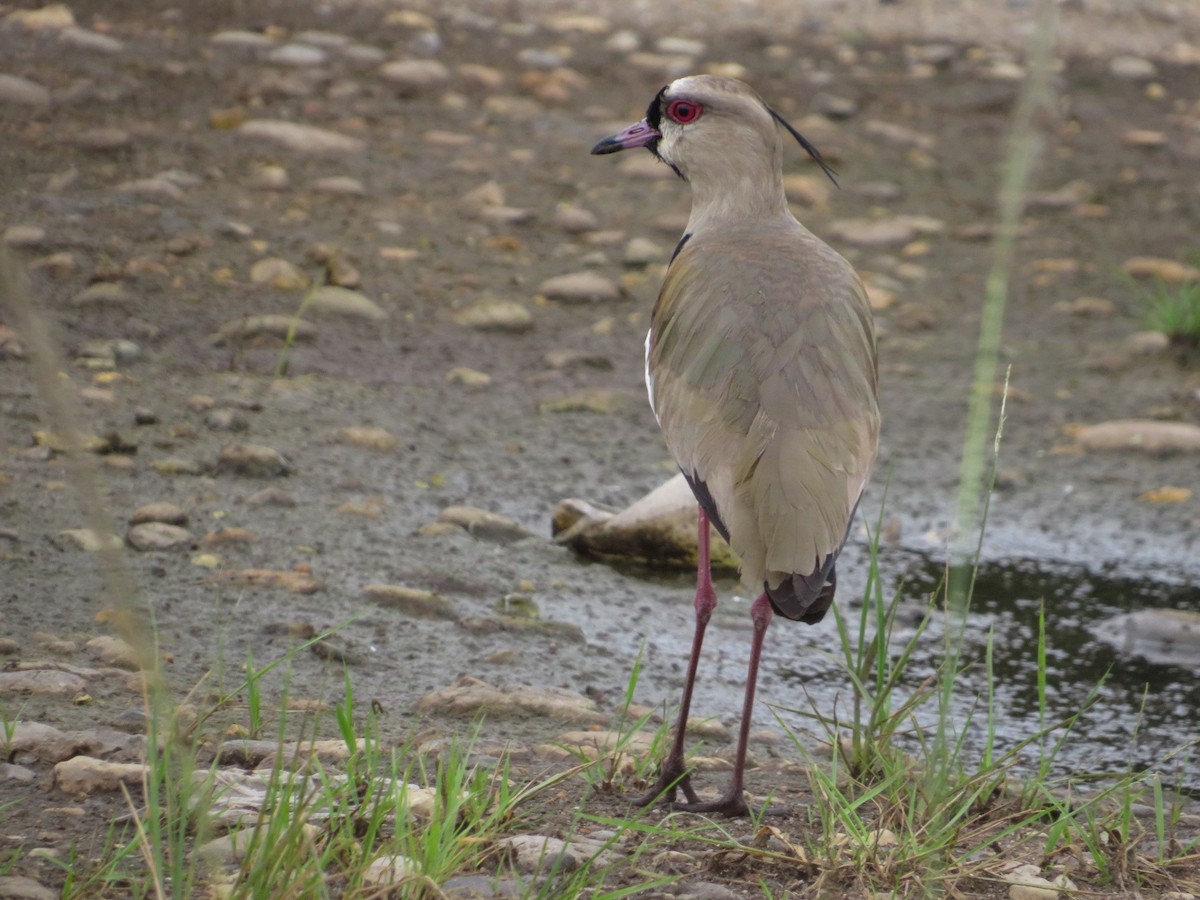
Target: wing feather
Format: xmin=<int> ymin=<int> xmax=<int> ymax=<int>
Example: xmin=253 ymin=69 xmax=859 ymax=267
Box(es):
xmin=648 ymin=221 xmax=879 ymax=618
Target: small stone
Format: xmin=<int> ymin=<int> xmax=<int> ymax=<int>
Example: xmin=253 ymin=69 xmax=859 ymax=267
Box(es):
xmin=437 ymin=505 xmax=534 ymax=543
xmin=206 ymin=408 xmax=249 ymax=431
xmin=623 ymin=237 xmax=663 ymax=267
xmin=3 ymin=224 xmax=47 ymax=246
xmin=552 ymin=206 xmax=599 ymax=233
xmin=361 ymin=584 xmax=458 ymax=620
xmin=378 ymin=59 xmax=450 ymax=93
xmin=152 ymin=456 xmax=206 ymax=476
xmin=70 ymin=282 xmax=132 ymax=307
xmin=115 ymin=176 xmax=185 ymax=201
xmin=237 ymin=119 xmax=364 ymax=155
xmin=306 ymin=286 xmax=388 ymax=321
xmin=214 ymin=314 xmax=318 ymax=345
xmin=246 ymin=162 xmax=289 ymax=190
xmin=1123 ymin=129 xmax=1167 ymax=147
xmin=249 ymin=257 xmax=309 ymax=291
xmin=453 ymin=297 xmax=533 ymax=333
xmin=311 ymin=175 xmax=365 ymax=195
xmin=0 ymin=74 xmax=51 ymax=106
xmin=829 ymin=218 xmax=917 ymax=247
xmin=815 ymin=93 xmax=858 ymax=119
xmin=362 ymin=854 xmax=418 ymax=887
xmin=85 ymin=635 xmax=140 ymax=668
xmin=457 ymin=63 xmax=505 ymax=90
xmin=459 ymin=180 xmax=505 ymax=211
xmin=446 ymin=366 xmax=491 ymax=388
xmin=210 ymin=30 xmax=277 ymax=49
xmin=1124 ymin=331 xmax=1170 ymax=356
xmin=6 ymin=4 xmax=75 ymax=29
xmin=862 ymin=119 xmax=936 ymax=150
xmin=657 ymin=36 xmax=705 ymax=56
xmin=538 ymin=271 xmax=619 ymax=304
xmin=0 ymin=669 xmax=87 ymax=695
xmin=130 ymin=502 xmax=188 ymax=526
xmin=416 ymin=676 xmax=607 ymax=724
xmin=539 ymin=388 xmax=628 ymax=415
xmin=1054 ymin=296 xmax=1115 ymax=317
xmin=0 ymin=875 xmax=56 ymax=900
xmin=1072 ymin=420 xmax=1200 ymax=456
xmin=1109 ymin=55 xmax=1157 ymax=79
xmin=245 ymin=487 xmax=296 ymax=507
xmin=60 ymin=27 xmax=123 ymax=53
xmin=217 ymin=443 xmax=292 ymax=477
xmin=60 ymin=528 xmax=124 ymax=552
xmin=127 ymin=522 xmax=194 ymax=551
xmin=55 ymin=756 xmax=149 ymax=796
xmin=1122 ymin=256 xmax=1200 ymax=283
xmin=337 ymin=426 xmax=398 ymax=451
xmin=266 ymin=43 xmax=327 ymax=67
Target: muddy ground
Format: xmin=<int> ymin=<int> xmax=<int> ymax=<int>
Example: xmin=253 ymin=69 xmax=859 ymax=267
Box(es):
xmin=1 ymin=0 xmax=1199 ymax=894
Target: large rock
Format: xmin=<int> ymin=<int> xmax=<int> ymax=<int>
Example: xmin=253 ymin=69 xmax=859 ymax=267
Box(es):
xmin=553 ymin=473 xmax=739 ymax=574
xmin=1093 ymin=609 xmax=1200 ymax=669
xmin=416 ymin=676 xmax=607 ymax=725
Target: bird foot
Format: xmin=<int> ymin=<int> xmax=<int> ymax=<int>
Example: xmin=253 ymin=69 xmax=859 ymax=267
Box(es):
xmin=671 ymin=789 xmax=788 ymax=818
xmin=632 ymin=762 xmax=700 ymax=807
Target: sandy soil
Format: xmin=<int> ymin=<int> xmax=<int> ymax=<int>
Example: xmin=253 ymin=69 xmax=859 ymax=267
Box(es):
xmin=1 ymin=0 xmax=1198 ymax=894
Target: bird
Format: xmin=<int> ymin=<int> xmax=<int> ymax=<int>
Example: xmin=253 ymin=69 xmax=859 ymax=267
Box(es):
xmin=591 ymin=75 xmax=880 ymax=817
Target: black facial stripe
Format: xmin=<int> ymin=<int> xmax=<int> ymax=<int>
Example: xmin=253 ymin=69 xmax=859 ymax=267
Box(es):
xmin=645 ymin=85 xmax=668 ymax=131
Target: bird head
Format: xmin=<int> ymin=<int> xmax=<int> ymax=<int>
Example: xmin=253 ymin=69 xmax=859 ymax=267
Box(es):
xmin=591 ymin=75 xmax=836 ymax=188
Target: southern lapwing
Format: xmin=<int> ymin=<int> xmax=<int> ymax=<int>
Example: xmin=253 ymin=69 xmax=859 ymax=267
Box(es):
xmin=592 ymin=75 xmax=880 ymax=816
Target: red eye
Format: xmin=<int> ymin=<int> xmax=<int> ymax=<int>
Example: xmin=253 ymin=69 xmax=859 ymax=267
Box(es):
xmin=666 ymin=99 xmax=703 ymax=124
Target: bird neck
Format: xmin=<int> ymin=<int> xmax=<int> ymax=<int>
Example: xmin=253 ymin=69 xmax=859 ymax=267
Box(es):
xmin=682 ymin=154 xmax=791 ymax=234
xmin=685 ymin=176 xmax=790 ymax=234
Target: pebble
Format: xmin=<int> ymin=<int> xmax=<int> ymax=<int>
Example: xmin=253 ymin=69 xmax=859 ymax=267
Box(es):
xmin=3 ymin=224 xmax=47 ymax=246
xmin=458 ymin=63 xmax=504 ymax=90
xmin=55 ymin=755 xmax=149 ymax=796
xmin=306 ymin=286 xmax=388 ymax=321
xmin=442 ymin=874 xmax=527 ymax=898
xmin=337 ymin=425 xmax=398 ymax=451
xmin=378 ymin=59 xmax=451 ymax=93
xmin=84 ymin=635 xmax=140 ymax=668
xmin=128 ymin=503 xmax=186 ymax=528
xmin=217 ymin=443 xmax=292 ymax=477
xmin=115 ymin=176 xmax=186 ymax=201
xmin=552 ymin=206 xmax=599 ymax=233
xmin=246 ymin=162 xmax=289 ymax=190
xmin=0 ymin=74 xmax=52 ymax=106
xmin=206 ymin=408 xmax=249 ymax=431
xmin=73 ymin=127 xmax=133 ymax=151
xmin=539 ymin=388 xmax=629 ymax=414
xmin=249 ymin=257 xmax=309 ymax=290
xmin=538 ymin=271 xmax=619 ymax=304
xmin=214 ymin=314 xmax=318 ymax=345
xmin=623 ymin=237 xmax=663 ymax=266
xmin=152 ymin=456 xmax=206 ymax=476
xmin=452 ymin=297 xmax=533 ymax=333
xmin=1109 ymin=55 xmax=1157 ymax=79
xmin=436 ymin=505 xmax=534 ymax=543
xmin=60 ymin=27 xmax=124 ymax=53
xmin=0 ymin=876 xmax=56 ymax=900
xmin=1073 ymin=420 xmax=1200 ymax=456
xmin=416 ymin=676 xmax=608 ymax=725
xmin=362 ymin=854 xmax=419 ymax=887
xmin=862 ymin=119 xmax=936 ymax=151
xmin=0 ymin=669 xmax=88 ymax=695
xmin=127 ymin=522 xmax=195 ymax=551
xmin=237 ymin=119 xmax=365 ymax=156
xmin=70 ymin=282 xmax=133 ymax=307
xmin=59 ymin=528 xmax=124 ymax=552
xmin=6 ymin=4 xmax=75 ymax=29
xmin=266 ymin=43 xmax=328 ymax=67
xmin=210 ymin=30 xmax=277 ymax=49
xmin=311 ymin=175 xmax=366 ymax=195
xmin=446 ymin=366 xmax=491 ymax=388
xmin=1121 ymin=256 xmax=1200 ymax=283
xmin=361 ymin=584 xmax=458 ymax=620
xmin=245 ymin=487 xmax=296 ymax=507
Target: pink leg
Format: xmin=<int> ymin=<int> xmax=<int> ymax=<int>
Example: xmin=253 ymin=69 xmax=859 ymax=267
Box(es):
xmin=672 ymin=591 xmax=774 ymax=817
xmin=634 ymin=505 xmax=717 ymax=807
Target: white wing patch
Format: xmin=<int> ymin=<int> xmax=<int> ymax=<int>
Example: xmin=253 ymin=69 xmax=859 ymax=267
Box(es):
xmin=644 ymin=328 xmax=660 ymax=424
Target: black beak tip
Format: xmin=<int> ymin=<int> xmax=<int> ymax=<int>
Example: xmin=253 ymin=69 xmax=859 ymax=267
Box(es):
xmin=590 ymin=137 xmax=622 ymax=156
